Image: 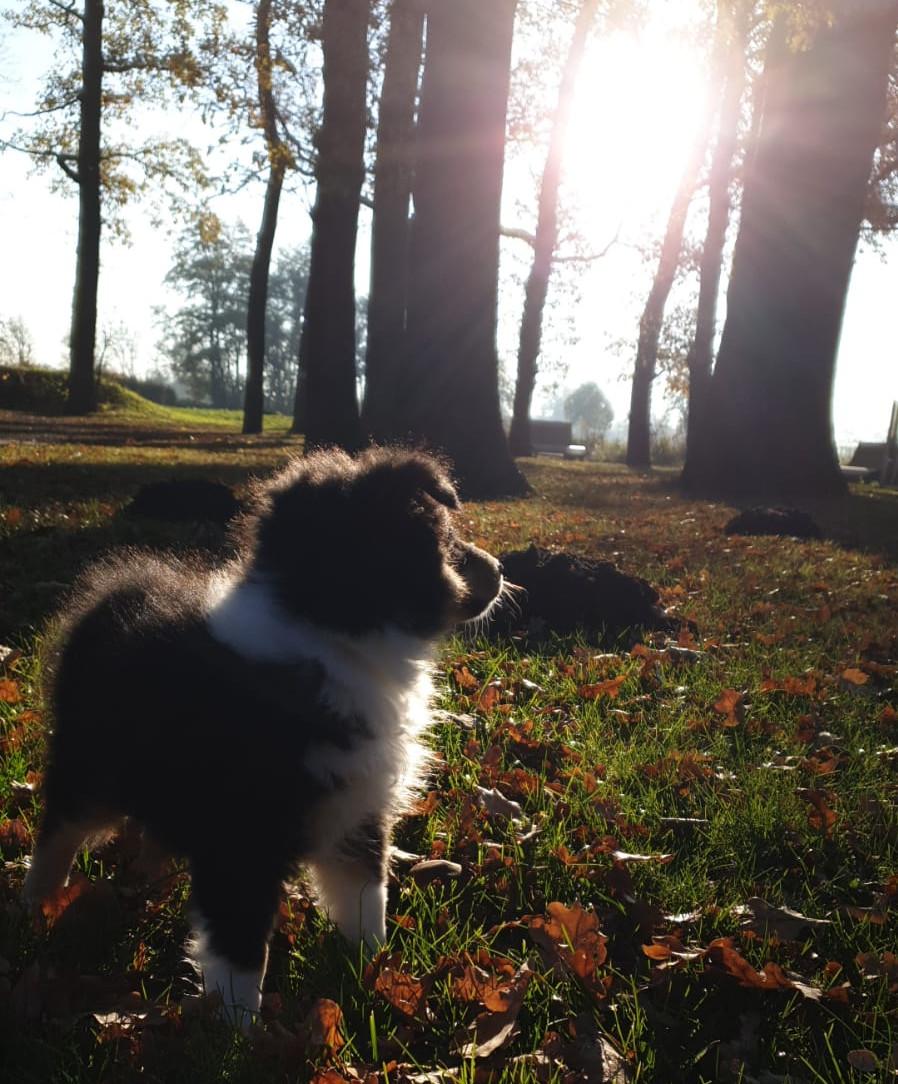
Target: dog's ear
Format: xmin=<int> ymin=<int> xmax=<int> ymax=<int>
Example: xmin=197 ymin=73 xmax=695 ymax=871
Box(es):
xmin=360 ymin=451 xmax=460 ymax=509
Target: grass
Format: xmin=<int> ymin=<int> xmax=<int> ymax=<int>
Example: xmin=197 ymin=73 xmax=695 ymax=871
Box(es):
xmin=1 ymin=411 xmax=898 ymax=1082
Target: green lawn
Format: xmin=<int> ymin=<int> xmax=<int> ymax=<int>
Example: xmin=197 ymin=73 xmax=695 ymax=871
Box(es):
xmin=1 ymin=417 xmax=897 ymax=1083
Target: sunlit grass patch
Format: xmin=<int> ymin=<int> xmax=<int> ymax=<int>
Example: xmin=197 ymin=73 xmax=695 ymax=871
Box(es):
xmin=0 ymin=432 xmax=897 ymax=1081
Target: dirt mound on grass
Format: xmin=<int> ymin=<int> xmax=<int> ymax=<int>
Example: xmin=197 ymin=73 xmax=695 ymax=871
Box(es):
xmin=490 ymin=545 xmax=683 ymax=644
xmin=724 ymin=507 xmax=822 ymax=540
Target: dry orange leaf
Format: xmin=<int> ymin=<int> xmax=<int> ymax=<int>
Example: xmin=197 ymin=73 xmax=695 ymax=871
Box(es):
xmin=374 ymin=966 xmax=428 ymax=1019
xmin=841 ymin=668 xmax=870 ymax=686
xmin=0 ymin=678 xmax=22 ymax=703
xmin=304 ymin=998 xmax=345 ymax=1056
xmin=578 ymin=675 xmax=626 ymax=701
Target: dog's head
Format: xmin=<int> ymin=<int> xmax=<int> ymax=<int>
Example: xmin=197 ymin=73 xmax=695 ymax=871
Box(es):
xmin=240 ymin=448 xmax=503 ymax=638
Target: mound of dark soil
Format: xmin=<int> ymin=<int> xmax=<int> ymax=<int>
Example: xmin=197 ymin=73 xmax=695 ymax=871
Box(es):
xmin=724 ymin=507 xmax=822 ymax=540
xmin=490 ymin=545 xmax=681 ymax=643
xmin=124 ymin=479 xmax=241 ymax=526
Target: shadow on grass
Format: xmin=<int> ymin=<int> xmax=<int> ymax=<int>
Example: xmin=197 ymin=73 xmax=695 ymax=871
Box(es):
xmin=0 ymin=460 xmax=260 ymax=644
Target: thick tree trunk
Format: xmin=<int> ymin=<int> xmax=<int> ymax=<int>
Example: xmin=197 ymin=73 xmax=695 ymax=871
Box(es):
xmin=67 ymin=0 xmax=103 ymax=415
xmin=683 ymin=1 xmax=898 ymax=497
xmin=625 ymin=17 xmax=724 ymax=467
xmin=244 ymin=0 xmax=289 ymax=435
xmin=684 ymin=7 xmax=750 ymax=466
xmin=361 ymin=0 xmax=424 ymax=441
xmin=508 ymin=0 xmax=599 ymax=458
xmin=402 ymin=0 xmax=527 ymax=498
xmin=291 ymin=0 xmax=369 ymax=449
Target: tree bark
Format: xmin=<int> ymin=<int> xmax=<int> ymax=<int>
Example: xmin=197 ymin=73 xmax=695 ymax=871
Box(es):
xmin=291 ymin=0 xmax=369 ymax=450
xmin=625 ymin=16 xmax=724 ymax=468
xmin=244 ymin=0 xmax=289 ymax=435
xmin=361 ymin=0 xmax=424 ymax=441
xmin=67 ymin=0 xmax=103 ymax=415
xmin=683 ymin=0 xmax=898 ymax=497
xmin=508 ymin=0 xmax=599 ymax=458
xmin=401 ymin=0 xmax=527 ymax=498
xmin=684 ymin=5 xmax=750 ymax=467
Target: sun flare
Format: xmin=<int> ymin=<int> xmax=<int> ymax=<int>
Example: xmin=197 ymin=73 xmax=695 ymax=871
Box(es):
xmin=563 ymin=28 xmax=710 ymax=245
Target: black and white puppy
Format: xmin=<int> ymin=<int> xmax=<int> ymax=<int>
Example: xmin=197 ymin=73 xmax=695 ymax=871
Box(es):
xmin=24 ymin=447 xmax=504 ymax=1025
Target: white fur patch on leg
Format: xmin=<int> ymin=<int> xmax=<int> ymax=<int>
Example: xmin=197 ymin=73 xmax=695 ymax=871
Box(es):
xmin=189 ymin=924 xmax=265 ymax=1033
xmin=310 ymin=861 xmax=387 ymax=948
xmin=22 ymin=822 xmax=92 ymax=910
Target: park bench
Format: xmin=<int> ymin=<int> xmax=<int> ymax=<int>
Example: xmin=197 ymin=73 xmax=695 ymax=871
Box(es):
xmin=529 ymin=419 xmax=587 ymax=459
xmin=842 ymin=402 xmax=898 ymax=484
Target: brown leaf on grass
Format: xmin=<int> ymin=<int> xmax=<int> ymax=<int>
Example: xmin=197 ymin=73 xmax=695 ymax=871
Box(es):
xmin=374 ymin=965 xmax=429 ymax=1020
xmin=739 ymin=897 xmax=832 ymax=941
xmin=760 ymin=674 xmax=818 ymax=697
xmin=855 ymin=951 xmax=898 ymax=988
xmin=841 ymin=668 xmax=870 ymax=687
xmin=303 ymin=998 xmax=345 ymax=1057
xmin=476 ymin=682 xmax=503 ymax=712
xmin=578 ymin=675 xmax=627 ymax=701
xmin=452 ymin=962 xmax=533 ymax=1058
xmin=452 ymin=666 xmax=479 ymax=692
xmin=0 ymin=678 xmax=22 ymax=703
xmin=846 ymin=1050 xmax=879 ymax=1074
xmin=38 ymin=873 xmax=91 ymax=927
xmin=527 ymin=902 xmax=608 ymax=986
xmin=0 ymin=816 xmax=32 ymax=857
xmin=706 ymin=939 xmax=821 ymax=998
xmin=712 ymin=688 xmax=745 ymax=726
xmin=797 ymin=788 xmax=837 ymax=836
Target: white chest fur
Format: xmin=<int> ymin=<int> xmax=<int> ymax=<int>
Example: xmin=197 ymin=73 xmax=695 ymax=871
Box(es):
xmin=205 ymin=575 xmax=436 ymax=814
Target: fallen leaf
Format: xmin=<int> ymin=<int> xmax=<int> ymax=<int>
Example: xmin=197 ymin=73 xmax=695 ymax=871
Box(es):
xmin=474 ymin=786 xmax=523 ymax=822
xmin=841 ymin=668 xmax=870 ymax=686
xmin=847 ymin=1050 xmax=879 ymax=1074
xmin=0 ymin=678 xmax=22 ymax=703
xmin=407 ymin=859 xmax=463 ymax=885
xmin=739 ymin=897 xmax=832 ymax=941
xmin=303 ymin=998 xmax=345 ymax=1057
xmin=713 ymin=688 xmax=745 ymax=726
xmin=528 ymin=902 xmax=608 ymax=986
xmin=452 ymin=962 xmax=532 ymax=1058
xmin=578 ymin=675 xmax=627 ymax=701
xmin=374 ymin=965 xmax=429 ymax=1020
xmin=39 ymin=874 xmax=91 ymax=927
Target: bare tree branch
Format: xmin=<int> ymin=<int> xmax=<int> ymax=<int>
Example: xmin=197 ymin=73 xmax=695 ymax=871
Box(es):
xmin=47 ymin=0 xmax=83 ymax=23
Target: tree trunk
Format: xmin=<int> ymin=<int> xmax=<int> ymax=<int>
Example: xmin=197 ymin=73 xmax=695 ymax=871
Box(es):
xmin=625 ymin=16 xmax=725 ymax=467
xmin=508 ymin=0 xmax=599 ymax=458
xmin=291 ymin=0 xmax=369 ymax=450
xmin=684 ymin=5 xmax=751 ymax=467
xmin=683 ymin=1 xmax=898 ymax=497
xmin=401 ymin=0 xmax=527 ymax=498
xmin=67 ymin=0 xmax=103 ymax=415
xmin=361 ymin=0 xmax=424 ymax=441
xmin=244 ymin=0 xmax=289 ymax=435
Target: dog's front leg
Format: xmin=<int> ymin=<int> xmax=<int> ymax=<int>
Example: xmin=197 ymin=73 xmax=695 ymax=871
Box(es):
xmin=189 ymin=853 xmax=282 ymax=1032
xmin=309 ymin=816 xmax=389 ymax=948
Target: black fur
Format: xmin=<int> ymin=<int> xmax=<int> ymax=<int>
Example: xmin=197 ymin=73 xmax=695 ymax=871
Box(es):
xmin=27 ymin=448 xmax=503 ymax=1005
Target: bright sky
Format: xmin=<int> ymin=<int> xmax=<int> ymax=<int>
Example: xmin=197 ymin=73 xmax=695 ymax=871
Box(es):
xmin=1 ymin=8 xmax=896 ymax=451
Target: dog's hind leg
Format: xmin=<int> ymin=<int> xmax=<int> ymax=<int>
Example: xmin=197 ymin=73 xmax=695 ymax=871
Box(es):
xmin=308 ymin=816 xmax=389 ymax=948
xmin=188 ymin=851 xmax=283 ymax=1032
xmin=23 ymin=817 xmax=95 ymax=908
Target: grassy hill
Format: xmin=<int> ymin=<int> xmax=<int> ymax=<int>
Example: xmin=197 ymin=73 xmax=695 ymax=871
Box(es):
xmin=0 ymin=366 xmax=292 ymax=434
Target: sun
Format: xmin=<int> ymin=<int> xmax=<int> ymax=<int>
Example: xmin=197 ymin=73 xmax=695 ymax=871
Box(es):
xmin=562 ymin=25 xmax=711 ymax=247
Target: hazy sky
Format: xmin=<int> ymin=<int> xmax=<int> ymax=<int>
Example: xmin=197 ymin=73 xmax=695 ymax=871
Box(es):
xmin=1 ymin=8 xmax=896 ymax=451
